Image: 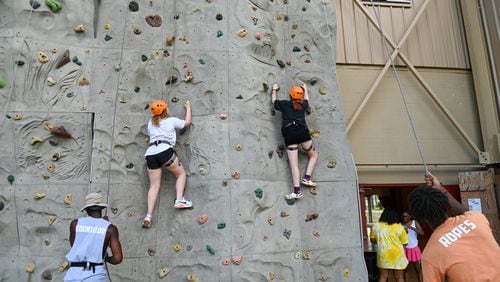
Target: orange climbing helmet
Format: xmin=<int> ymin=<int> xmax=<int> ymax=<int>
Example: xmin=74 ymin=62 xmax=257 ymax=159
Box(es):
xmin=150 ymin=100 xmax=168 ymax=116
xmin=289 ymin=86 xmax=304 ymax=100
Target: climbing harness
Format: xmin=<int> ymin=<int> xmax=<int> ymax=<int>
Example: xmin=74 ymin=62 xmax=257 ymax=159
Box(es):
xmin=148 ymin=140 xmax=173 ymax=147
xmin=367 ymin=0 xmax=429 ymax=173
xmin=69 ymin=261 xmax=104 ymax=273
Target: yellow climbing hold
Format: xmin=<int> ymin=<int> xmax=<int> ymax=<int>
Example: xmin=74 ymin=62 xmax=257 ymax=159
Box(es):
xmin=58 ymin=260 xmax=69 ymax=272
xmin=187 ymin=274 xmax=197 ymax=282
xmin=104 ymin=23 xmax=111 ymax=30
xmin=74 ymin=24 xmax=85 ymax=33
xmin=303 ymin=251 xmax=312 ymax=260
xmin=13 ymin=113 xmax=23 ymax=120
xmin=319 ymin=86 xmax=327 ymax=95
xmin=79 ymin=76 xmax=90 ymax=86
xmin=64 ymin=194 xmax=73 ymax=205
xmin=48 ymin=215 xmax=57 ymax=225
xmin=158 ymin=267 xmax=170 ymax=278
xmin=267 ymin=216 xmax=274 ymax=225
xmin=47 ymin=163 xmax=56 ymax=173
xmin=34 ymin=192 xmax=46 ymax=200
xmin=25 ymin=262 xmax=35 ymax=273
xmin=38 ymin=52 xmax=49 ymax=63
xmin=174 ymin=244 xmax=182 ymax=252
xmin=30 ymin=136 xmax=43 ymax=145
xmin=343 ymin=268 xmax=350 ymax=277
xmin=309 ymin=129 xmax=320 ymax=138
xmin=237 ymin=29 xmax=247 ymax=38
xmin=43 ymin=121 xmax=54 ymax=130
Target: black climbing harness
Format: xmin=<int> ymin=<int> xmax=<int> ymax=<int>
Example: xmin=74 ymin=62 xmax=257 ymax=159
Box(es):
xmin=69 ymin=261 xmax=104 ymax=273
xmin=282 ymin=120 xmax=305 ymax=129
xmin=149 ymin=140 xmax=172 ymax=147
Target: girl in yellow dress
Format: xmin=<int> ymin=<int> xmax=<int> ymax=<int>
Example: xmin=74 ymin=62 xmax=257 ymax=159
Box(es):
xmin=370 ymin=208 xmax=409 ymax=282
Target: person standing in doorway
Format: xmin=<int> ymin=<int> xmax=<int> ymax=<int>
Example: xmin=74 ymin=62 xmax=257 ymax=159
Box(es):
xmin=271 ymin=82 xmax=318 ymax=199
xmin=370 ymin=208 xmax=409 ymax=282
xmin=143 ymin=99 xmax=193 ymax=228
xmin=401 ymin=211 xmax=424 ymax=282
xmin=64 ymin=192 xmax=123 ymax=282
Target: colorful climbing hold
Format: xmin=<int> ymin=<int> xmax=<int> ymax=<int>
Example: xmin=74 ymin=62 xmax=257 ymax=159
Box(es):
xmin=42 ymin=270 xmax=52 ymax=280
xmin=198 ymin=214 xmax=208 ymax=224
xmin=165 ymin=76 xmax=177 ymax=85
xmin=0 ymin=74 xmax=5 ymax=89
xmin=343 ymin=268 xmax=350 ymax=277
xmin=313 ymin=231 xmax=320 ymax=237
xmin=71 ymin=56 xmax=82 ymax=66
xmin=283 ymin=228 xmax=292 ymax=239
xmin=305 ymin=213 xmax=319 ymax=222
xmin=74 ymin=24 xmax=85 ymax=33
xmin=267 ymin=216 xmax=273 ymax=225
xmin=58 ymin=261 xmax=69 ymax=272
xmin=166 ymin=35 xmax=175 ymax=46
xmin=45 ymin=0 xmax=62 ymax=13
xmin=303 ymin=251 xmax=312 ymax=260
xmin=25 ymin=262 xmax=35 ymax=273
xmin=104 ymin=23 xmax=111 ymax=30
xmin=198 ymin=58 xmax=205 ymax=64
xmin=145 ymin=15 xmax=162 ymax=27
xmin=141 ymin=55 xmax=148 ymax=62
xmin=254 ymin=188 xmax=263 ymax=199
xmin=47 ymin=77 xmax=57 ymax=86
xmin=309 ymin=187 xmax=317 ymax=195
xmin=0 ymin=201 xmax=4 ymax=211
xmin=276 ymin=60 xmax=285 ymax=68
xmin=319 ymin=86 xmax=327 ymax=95
xmin=55 ymin=50 xmax=70 ymax=69
xmin=64 ymin=194 xmax=73 ymax=205
xmin=327 ymin=160 xmax=337 ymax=168
xmin=128 ymin=1 xmax=139 ymax=12
xmin=15 ymin=60 xmax=25 ymax=66
xmin=133 ymin=27 xmax=141 ymax=34
xmin=34 ymin=193 xmax=46 ymax=200
xmin=216 ymin=30 xmax=223 ymax=37
xmin=222 ymin=258 xmax=230 ymax=266
xmin=187 ymin=274 xmax=197 ymax=282
xmin=104 ymin=34 xmax=113 ymax=41
xmin=237 ymin=29 xmax=247 ymax=38
xmin=30 ymin=0 xmax=41 ymax=9
xmin=206 ymin=245 xmax=215 ymax=255
xmin=231 ymin=256 xmax=243 ymax=265
xmin=294 ymin=251 xmax=302 ymax=259
xmin=50 ymin=125 xmax=72 ymax=138
xmin=216 ymin=13 xmax=223 ymax=21
xmin=158 ymin=267 xmax=170 ymax=278
xmin=217 ymin=222 xmax=226 ymax=229
xmin=38 ymin=52 xmax=49 ymax=63
xmin=173 ymin=244 xmax=182 ymax=252
xmin=309 ymin=129 xmax=320 ymax=138
xmin=280 ymin=211 xmax=289 ymax=217
xmin=255 ymin=32 xmax=262 ymax=40
xmin=231 ymin=171 xmax=240 ymax=179
xmin=293 ymin=46 xmax=301 ymax=52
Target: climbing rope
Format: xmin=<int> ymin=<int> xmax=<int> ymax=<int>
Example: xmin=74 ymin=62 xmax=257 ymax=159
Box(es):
xmin=163 ymin=0 xmax=178 ymax=101
xmin=102 ymin=4 xmax=131 ymax=211
xmin=367 ymin=0 xmax=429 ymax=173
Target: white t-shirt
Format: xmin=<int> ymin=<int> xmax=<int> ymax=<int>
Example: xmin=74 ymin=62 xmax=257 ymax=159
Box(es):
xmin=405 ymin=220 xmax=419 ymax=248
xmin=145 ymin=117 xmax=185 ymax=156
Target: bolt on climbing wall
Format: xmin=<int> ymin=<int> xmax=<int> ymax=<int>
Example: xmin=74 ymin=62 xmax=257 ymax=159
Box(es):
xmin=0 ymin=0 xmax=367 ymax=280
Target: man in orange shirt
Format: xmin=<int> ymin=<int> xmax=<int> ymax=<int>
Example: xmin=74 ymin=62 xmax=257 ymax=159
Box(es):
xmin=409 ymin=173 xmax=500 ymax=281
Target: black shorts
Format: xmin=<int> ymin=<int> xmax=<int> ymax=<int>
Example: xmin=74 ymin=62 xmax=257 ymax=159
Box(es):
xmin=281 ymin=124 xmax=311 ymax=147
xmin=145 ymin=148 xmax=175 ymax=169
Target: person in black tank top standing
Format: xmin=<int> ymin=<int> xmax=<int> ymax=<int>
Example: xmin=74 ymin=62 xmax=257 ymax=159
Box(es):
xmin=272 ymin=82 xmax=319 ymax=199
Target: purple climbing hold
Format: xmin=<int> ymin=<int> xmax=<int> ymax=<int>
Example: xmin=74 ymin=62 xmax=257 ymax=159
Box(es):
xmin=145 ymin=15 xmax=162 ymax=27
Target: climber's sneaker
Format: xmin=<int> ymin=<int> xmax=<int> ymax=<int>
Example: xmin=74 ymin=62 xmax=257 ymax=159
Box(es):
xmin=285 ymin=192 xmax=303 ymax=200
xmin=301 ymin=178 xmax=317 ymax=187
xmin=174 ymin=198 xmax=193 ymax=209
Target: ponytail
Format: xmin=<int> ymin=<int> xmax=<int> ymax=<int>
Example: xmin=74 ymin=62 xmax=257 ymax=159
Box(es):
xmin=151 ymin=110 xmax=168 ymax=127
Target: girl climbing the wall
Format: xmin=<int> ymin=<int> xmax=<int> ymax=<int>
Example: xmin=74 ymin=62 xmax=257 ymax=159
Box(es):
xmin=143 ymin=99 xmax=192 ymax=228
xmin=272 ymin=82 xmax=319 ymax=199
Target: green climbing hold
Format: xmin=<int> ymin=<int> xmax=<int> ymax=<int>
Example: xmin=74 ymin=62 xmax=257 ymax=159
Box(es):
xmin=216 ymin=30 xmax=223 ymax=38
xmin=206 ymin=245 xmax=215 ymax=255
xmin=254 ymin=188 xmax=263 ymax=199
xmin=217 ymin=222 xmax=226 ymax=229
xmin=7 ymin=175 xmax=14 ymax=185
xmin=45 ymin=0 xmax=62 ymax=13
xmin=198 ymin=58 xmax=205 ymax=65
xmin=104 ymin=35 xmax=113 ymax=41
xmin=0 ymin=74 xmax=5 ymax=89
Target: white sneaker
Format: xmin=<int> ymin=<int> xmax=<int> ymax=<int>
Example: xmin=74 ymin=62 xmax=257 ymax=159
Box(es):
xmin=301 ymin=179 xmax=317 ymax=187
xmin=174 ymin=198 xmax=193 ymax=209
xmin=285 ymin=192 xmax=303 ymax=200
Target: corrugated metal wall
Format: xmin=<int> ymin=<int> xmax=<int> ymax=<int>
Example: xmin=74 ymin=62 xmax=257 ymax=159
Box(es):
xmin=334 ymin=0 xmax=470 ymax=69
xmin=480 ymin=0 xmax=500 ymax=104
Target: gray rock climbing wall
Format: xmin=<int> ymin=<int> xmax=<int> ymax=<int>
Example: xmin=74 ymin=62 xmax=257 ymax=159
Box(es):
xmin=0 ymin=0 xmax=367 ymax=281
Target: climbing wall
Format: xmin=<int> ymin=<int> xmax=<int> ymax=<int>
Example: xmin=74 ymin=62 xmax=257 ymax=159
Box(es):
xmin=0 ymin=0 xmax=366 ymax=281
